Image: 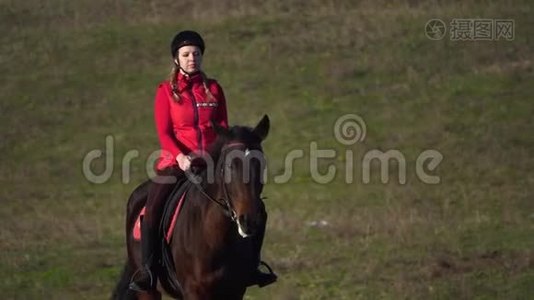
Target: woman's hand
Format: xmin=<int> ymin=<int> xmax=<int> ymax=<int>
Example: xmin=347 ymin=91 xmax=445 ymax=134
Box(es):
xmin=176 ymin=153 xmax=192 ymax=171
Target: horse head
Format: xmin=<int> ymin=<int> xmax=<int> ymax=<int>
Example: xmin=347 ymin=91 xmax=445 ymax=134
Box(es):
xmin=210 ymin=115 xmax=270 ymax=238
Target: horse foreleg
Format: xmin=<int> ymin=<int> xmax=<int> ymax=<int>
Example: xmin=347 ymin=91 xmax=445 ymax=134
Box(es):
xmin=182 ymin=276 xmax=219 ymax=300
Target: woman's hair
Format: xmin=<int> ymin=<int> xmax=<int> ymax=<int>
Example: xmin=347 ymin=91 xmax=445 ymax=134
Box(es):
xmin=168 ymin=63 xmax=216 ymax=103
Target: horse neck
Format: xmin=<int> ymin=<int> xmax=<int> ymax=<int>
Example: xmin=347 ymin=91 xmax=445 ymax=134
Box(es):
xmin=188 ymin=181 xmax=236 ymax=246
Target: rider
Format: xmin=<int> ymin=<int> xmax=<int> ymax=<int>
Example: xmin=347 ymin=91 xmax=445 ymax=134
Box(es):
xmin=129 ymin=30 xmax=277 ymax=292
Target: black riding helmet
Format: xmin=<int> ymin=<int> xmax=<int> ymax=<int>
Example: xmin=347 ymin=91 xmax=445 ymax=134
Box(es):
xmin=170 ymin=30 xmax=205 ymax=57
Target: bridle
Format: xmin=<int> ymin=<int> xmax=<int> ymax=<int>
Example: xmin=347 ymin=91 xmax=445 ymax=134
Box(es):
xmin=192 ymin=142 xmax=251 ymax=222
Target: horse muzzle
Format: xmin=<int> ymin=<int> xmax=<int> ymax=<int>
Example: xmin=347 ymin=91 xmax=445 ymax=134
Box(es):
xmin=236 ymin=214 xmax=257 ymax=238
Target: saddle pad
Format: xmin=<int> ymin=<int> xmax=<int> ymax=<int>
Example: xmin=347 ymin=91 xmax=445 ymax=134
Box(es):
xmin=132 ymin=192 xmax=187 ymax=243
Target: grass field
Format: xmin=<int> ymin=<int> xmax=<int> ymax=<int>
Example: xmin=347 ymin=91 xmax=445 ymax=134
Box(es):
xmin=1 ymin=0 xmax=533 ymax=299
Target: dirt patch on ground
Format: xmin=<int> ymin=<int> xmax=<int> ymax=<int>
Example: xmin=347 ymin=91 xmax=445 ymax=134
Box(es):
xmin=424 ymin=249 xmax=534 ymax=279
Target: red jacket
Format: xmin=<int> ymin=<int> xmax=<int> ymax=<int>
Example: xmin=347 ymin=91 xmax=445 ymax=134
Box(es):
xmin=154 ymin=72 xmax=228 ymax=170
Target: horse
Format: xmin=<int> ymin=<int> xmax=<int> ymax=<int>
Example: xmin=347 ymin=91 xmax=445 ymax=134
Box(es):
xmin=112 ymin=115 xmax=272 ymax=300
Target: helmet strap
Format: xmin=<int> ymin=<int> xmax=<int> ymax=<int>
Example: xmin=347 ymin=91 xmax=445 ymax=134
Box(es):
xmin=175 ymin=59 xmax=199 ymax=76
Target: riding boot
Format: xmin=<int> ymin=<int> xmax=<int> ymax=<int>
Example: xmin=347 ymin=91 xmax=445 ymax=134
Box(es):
xmin=248 ymin=204 xmax=277 ymax=288
xmin=129 ymin=221 xmax=158 ymax=292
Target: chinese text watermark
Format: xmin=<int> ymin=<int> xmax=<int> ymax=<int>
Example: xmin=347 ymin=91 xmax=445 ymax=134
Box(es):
xmin=425 ymin=18 xmax=514 ymax=41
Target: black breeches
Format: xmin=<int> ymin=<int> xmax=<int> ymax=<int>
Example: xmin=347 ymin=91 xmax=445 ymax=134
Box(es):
xmin=143 ymin=166 xmax=184 ymax=229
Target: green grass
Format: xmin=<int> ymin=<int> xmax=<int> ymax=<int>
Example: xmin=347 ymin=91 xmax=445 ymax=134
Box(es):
xmin=1 ymin=0 xmax=533 ymax=299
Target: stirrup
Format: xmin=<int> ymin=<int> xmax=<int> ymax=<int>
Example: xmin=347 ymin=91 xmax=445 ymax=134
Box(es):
xmin=259 ymin=261 xmax=275 ymax=274
xmin=128 ymin=266 xmax=155 ymax=292
xmin=255 ymin=261 xmax=278 ymax=288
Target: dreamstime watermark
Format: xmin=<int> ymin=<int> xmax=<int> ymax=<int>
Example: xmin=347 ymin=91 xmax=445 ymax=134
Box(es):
xmin=271 ymin=114 xmax=442 ymax=185
xmin=81 ymin=114 xmax=443 ymax=185
xmin=425 ymin=18 xmax=514 ymax=41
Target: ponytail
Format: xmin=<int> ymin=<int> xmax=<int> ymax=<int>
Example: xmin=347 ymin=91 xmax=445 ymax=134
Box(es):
xmin=200 ymin=71 xmax=216 ymax=102
xmin=168 ymin=63 xmax=181 ymax=102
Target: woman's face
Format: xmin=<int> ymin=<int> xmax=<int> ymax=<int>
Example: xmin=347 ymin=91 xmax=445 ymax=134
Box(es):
xmin=175 ymin=45 xmax=203 ymax=74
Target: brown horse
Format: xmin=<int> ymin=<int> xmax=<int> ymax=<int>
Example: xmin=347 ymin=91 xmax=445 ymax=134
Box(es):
xmin=112 ymin=115 xmax=272 ymax=300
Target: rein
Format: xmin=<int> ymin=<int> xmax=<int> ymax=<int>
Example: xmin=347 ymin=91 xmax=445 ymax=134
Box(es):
xmin=193 ymin=180 xmax=237 ymax=221
xmin=191 ymin=142 xmax=247 ymax=222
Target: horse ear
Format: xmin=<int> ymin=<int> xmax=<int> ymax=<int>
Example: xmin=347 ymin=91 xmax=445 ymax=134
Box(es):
xmin=253 ymin=114 xmax=270 ymax=141
xmin=211 ymin=120 xmax=229 ymax=138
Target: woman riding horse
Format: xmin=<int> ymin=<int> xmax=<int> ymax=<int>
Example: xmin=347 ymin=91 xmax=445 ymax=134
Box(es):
xmin=128 ymin=30 xmax=276 ymax=293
